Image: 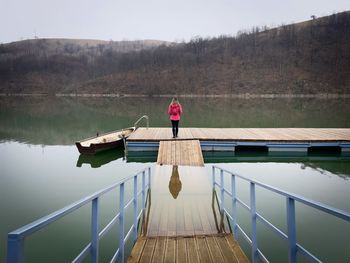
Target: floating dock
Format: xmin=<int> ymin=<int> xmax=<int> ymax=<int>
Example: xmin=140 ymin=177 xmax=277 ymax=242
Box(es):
xmin=127 ymin=128 xmax=350 ymax=153
xmin=157 ymin=140 xmax=204 ymax=166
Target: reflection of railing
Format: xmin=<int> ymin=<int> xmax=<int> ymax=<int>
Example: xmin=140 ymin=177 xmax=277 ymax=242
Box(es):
xmin=212 ymin=165 xmax=350 ymax=263
xmin=140 ymin=187 xmax=152 ymax=236
xmin=7 ymin=167 xmax=152 ymax=263
xmin=134 ymin=115 xmax=149 ymax=129
xmin=211 ymin=190 xmax=226 ymax=233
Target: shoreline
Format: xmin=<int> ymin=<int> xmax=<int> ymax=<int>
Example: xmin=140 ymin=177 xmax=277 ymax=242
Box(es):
xmin=1 ymin=93 xmax=350 ymax=99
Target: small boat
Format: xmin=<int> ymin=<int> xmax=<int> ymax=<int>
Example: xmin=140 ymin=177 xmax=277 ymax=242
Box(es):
xmin=75 ymin=115 xmax=149 ymax=155
xmin=75 ymin=127 xmax=135 ymax=155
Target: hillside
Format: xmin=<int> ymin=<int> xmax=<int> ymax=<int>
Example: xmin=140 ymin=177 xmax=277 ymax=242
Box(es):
xmin=0 ymin=11 xmax=349 ymax=95
xmin=2 ymin=38 xmax=171 ymax=55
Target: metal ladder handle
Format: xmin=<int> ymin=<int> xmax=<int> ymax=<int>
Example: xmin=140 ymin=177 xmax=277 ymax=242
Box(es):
xmin=134 ymin=115 xmax=149 ymax=129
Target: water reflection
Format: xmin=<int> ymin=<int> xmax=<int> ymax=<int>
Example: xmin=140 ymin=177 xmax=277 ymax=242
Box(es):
xmin=211 ymin=190 xmax=228 ymax=233
xmin=168 ymin=165 xmax=182 ymax=199
xmin=147 ymin=165 xmax=221 ymax=236
xmin=1 ymin=96 xmax=350 ymax=262
xmin=1 ymin=96 xmax=350 ymax=145
xmin=76 ymin=148 xmax=125 ymax=168
xmin=127 ymin=151 xmax=350 ymax=178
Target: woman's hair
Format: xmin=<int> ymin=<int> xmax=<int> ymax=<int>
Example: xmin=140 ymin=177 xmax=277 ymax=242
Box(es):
xmin=171 ymin=97 xmax=179 ymax=105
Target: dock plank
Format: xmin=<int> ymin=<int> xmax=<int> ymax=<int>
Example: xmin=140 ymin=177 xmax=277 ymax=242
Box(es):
xmin=196 ymin=236 xmax=212 ymax=263
xmin=128 ymin=235 xmax=250 ymax=263
xmin=177 ymin=237 xmax=187 ymax=263
xmin=205 ymin=235 xmax=226 ymax=263
xmin=164 ymin=237 xmax=176 ymax=263
xmin=157 ymin=140 xmax=204 ymax=166
xmin=186 ymin=237 xmax=200 ymax=263
xmin=153 ymin=237 xmax=166 ymax=263
xmin=225 ymin=235 xmax=250 ymax=263
xmin=214 ymin=235 xmax=239 ymax=263
xmin=128 ymin=127 xmax=350 ymax=142
xmin=128 ymin=237 xmax=147 ymax=263
xmin=139 ymin=237 xmax=157 ymax=263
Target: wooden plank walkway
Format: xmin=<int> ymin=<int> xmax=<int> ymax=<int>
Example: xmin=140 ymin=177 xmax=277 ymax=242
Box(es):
xmin=128 ymin=128 xmax=350 ymax=142
xmin=157 ymin=140 xmax=204 ymax=166
xmin=127 ymin=234 xmax=249 ymax=263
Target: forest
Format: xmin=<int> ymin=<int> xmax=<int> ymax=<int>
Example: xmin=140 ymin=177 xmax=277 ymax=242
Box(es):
xmin=0 ymin=11 xmax=349 ymax=95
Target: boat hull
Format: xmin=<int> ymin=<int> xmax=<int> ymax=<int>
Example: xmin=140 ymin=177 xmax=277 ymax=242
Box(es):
xmin=75 ymin=127 xmax=135 ymax=155
xmin=76 ymin=140 xmax=125 ymax=155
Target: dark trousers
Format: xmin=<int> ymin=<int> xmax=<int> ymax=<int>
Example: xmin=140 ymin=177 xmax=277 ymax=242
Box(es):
xmin=171 ymin=120 xmax=179 ymax=137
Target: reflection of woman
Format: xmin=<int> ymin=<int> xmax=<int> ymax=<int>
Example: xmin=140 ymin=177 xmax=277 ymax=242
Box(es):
xmin=168 ymin=98 xmax=183 ymax=138
xmin=169 ymin=165 xmax=182 ymax=199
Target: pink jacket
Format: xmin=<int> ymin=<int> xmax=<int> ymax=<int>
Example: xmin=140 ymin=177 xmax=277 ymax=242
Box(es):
xmin=168 ymin=103 xmax=183 ymax=121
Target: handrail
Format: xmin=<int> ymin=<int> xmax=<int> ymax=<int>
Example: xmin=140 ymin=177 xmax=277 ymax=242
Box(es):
xmin=7 ymin=167 xmax=152 ymax=263
xmin=212 ymin=165 xmax=350 ymax=263
xmin=134 ymin=115 xmax=149 ymax=129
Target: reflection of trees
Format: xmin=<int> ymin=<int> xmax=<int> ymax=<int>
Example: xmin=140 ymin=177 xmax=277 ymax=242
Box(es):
xmin=0 ymin=97 xmax=350 ymax=145
xmin=303 ymin=161 xmax=350 ymax=180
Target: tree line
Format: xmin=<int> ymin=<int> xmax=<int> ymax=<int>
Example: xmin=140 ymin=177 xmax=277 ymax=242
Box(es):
xmin=0 ymin=11 xmax=349 ymax=95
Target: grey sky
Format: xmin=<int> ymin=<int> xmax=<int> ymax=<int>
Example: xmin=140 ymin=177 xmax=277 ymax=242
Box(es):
xmin=1 ymin=0 xmax=349 ymax=44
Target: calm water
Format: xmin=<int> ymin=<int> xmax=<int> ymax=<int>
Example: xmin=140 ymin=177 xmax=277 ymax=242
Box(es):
xmin=0 ymin=97 xmax=350 ymax=263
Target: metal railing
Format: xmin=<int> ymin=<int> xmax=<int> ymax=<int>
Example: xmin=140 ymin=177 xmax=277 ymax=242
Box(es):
xmin=212 ymin=165 xmax=350 ymax=263
xmin=134 ymin=115 xmax=149 ymax=129
xmin=7 ymin=167 xmax=152 ymax=263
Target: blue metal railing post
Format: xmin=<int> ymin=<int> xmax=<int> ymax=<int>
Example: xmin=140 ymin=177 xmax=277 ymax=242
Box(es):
xmin=118 ymin=183 xmax=125 ymax=263
xmin=220 ymin=169 xmax=224 ymax=211
xmin=91 ymin=197 xmax=99 ymax=263
xmin=231 ymin=174 xmax=238 ymax=239
xmin=7 ymin=235 xmax=23 ymax=263
xmin=250 ymin=182 xmax=258 ymax=263
xmin=287 ymin=197 xmax=297 ymax=263
xmin=133 ymin=175 xmax=138 ymax=241
xmin=142 ymin=171 xmax=146 ymax=209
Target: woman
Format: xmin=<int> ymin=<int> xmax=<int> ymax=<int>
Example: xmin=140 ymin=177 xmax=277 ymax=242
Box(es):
xmin=168 ymin=97 xmax=183 ymax=138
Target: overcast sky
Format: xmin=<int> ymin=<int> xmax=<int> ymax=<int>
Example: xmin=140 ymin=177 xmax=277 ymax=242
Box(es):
xmin=1 ymin=0 xmax=349 ymax=44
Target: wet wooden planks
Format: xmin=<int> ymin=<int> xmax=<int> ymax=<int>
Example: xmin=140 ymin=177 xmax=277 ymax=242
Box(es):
xmin=146 ymin=195 xmax=225 ymax=237
xmin=157 ymin=140 xmax=204 ymax=166
xmin=147 ymin=165 xmax=228 ymax=237
xmin=128 ymin=128 xmax=350 ymax=142
xmin=127 ymin=234 xmax=249 ymax=263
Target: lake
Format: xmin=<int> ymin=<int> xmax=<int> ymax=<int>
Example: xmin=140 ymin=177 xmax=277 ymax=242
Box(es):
xmin=0 ymin=96 xmax=350 ymax=262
